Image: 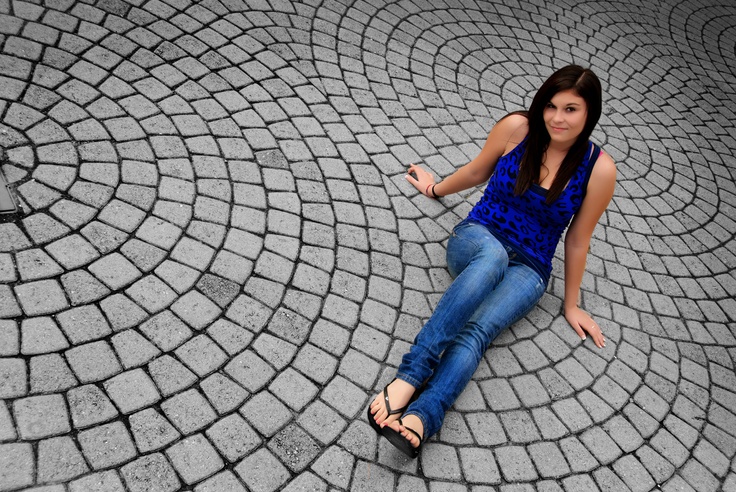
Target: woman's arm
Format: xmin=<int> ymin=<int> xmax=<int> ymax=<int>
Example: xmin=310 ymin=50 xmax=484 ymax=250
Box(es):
xmin=563 ymin=151 xmax=616 ymax=348
xmin=406 ymin=114 xmax=528 ymax=197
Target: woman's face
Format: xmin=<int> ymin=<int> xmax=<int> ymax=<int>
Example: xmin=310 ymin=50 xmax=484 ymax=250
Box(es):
xmin=543 ymin=89 xmax=588 ymax=146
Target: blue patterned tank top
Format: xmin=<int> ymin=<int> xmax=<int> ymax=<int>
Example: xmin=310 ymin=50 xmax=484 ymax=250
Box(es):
xmin=467 ymin=139 xmax=600 ymax=283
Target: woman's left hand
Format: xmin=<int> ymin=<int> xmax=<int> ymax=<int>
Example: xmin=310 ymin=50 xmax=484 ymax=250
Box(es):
xmin=565 ymin=306 xmax=605 ymax=348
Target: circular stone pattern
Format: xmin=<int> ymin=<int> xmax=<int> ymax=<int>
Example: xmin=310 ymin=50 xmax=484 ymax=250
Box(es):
xmin=0 ymin=0 xmax=735 ymax=491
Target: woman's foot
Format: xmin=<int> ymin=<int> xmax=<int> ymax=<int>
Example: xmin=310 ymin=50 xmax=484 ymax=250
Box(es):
xmin=368 ymin=378 xmax=416 ymax=428
xmin=385 ymin=414 xmax=423 ymax=449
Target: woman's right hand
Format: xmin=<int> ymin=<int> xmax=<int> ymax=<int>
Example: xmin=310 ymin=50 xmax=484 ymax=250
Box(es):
xmin=406 ymin=163 xmax=436 ymax=197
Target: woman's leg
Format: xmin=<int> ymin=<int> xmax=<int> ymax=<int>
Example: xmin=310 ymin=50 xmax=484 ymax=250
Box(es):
xmin=370 ymin=220 xmax=509 ymax=425
xmin=402 ymin=262 xmax=546 ymax=440
xmin=395 ymin=220 xmax=510 ymax=388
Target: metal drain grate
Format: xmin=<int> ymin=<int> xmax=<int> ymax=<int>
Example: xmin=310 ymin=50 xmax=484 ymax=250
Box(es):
xmin=0 ymin=171 xmax=17 ymax=214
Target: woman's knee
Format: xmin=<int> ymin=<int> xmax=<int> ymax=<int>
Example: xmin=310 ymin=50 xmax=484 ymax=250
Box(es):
xmin=447 ymin=223 xmax=507 ymax=278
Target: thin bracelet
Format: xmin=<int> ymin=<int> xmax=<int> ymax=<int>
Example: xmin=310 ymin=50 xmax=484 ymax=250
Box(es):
xmin=431 ymin=184 xmax=441 ymax=198
xmin=425 ymin=184 xmax=433 ymax=197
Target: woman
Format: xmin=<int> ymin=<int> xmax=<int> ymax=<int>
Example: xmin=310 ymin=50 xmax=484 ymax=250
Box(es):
xmin=367 ymin=65 xmax=616 ymax=458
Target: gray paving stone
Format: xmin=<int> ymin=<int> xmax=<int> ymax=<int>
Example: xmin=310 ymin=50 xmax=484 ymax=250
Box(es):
xmin=37 ymin=435 xmax=89 ymax=483
xmin=337 ymin=347 xmax=381 ymax=389
xmin=104 ymin=368 xmax=161 ymax=414
xmin=293 ymin=400 xmax=346 ymax=446
xmin=495 ymin=445 xmax=538 ymax=482
xmin=458 ymin=447 xmax=501 ymax=484
xmin=20 ymin=316 xmax=69 ymax=354
xmin=635 ymin=444 xmax=676 ymax=485
xmin=206 ymin=319 xmax=252 ymax=356
xmin=121 ymin=238 xmax=167 ymax=272
xmin=125 ymin=274 xmax=178 ymax=314
xmin=129 ymin=408 xmax=179 ymax=457
xmin=196 ymin=273 xmax=240 ymax=307
xmin=0 ymin=320 xmax=19 ymax=357
xmin=661 ymin=475 xmax=697 ymax=492
xmin=155 ymin=259 xmax=199 ymax=294
xmin=68 ymin=470 xmax=126 ymax=492
xmin=170 ymin=290 xmax=221 ymax=330
xmin=0 ymin=401 xmax=15 ymax=442
xmin=29 ymin=353 xmax=77 ymax=393
xmin=320 ymin=375 xmax=366 ymax=418
xmin=263 ymin=309 xmax=310 ymax=348
xmin=267 ymin=423 xmax=321 ymax=473
xmin=81 ymin=220 xmax=126 ymax=254
xmin=553 ymin=397 xmax=594 ymax=433
xmin=560 ymin=436 xmax=599 ymax=474
xmin=269 ymin=367 xmax=319 ymax=411
xmin=14 ymin=393 xmax=70 ymax=440
xmin=194 ymin=470 xmax=247 ymax=492
xmin=16 ymin=248 xmax=63 ymax=280
xmin=45 ymin=234 xmax=101 ymax=269
xmin=161 ymin=388 xmax=217 ymax=435
xmin=166 ymin=433 xmax=224 ymax=485
xmin=14 ymin=279 xmax=69 ymax=315
xmin=604 ymin=414 xmax=645 ymax=453
xmin=170 ymin=236 xmax=214 ymax=271
xmin=0 ymin=443 xmax=34 ymax=490
xmin=65 ymin=340 xmax=121 ymax=383
xmin=206 ymin=413 xmax=261 ymax=462
xmin=67 ymin=384 xmax=118 ymax=429
xmin=305 ymin=445 xmax=352 ymax=489
xmin=61 ymin=269 xmax=111 ymax=305
xmin=480 ymin=378 xmax=521 ymax=411
xmin=528 ymin=441 xmax=570 ymax=479
xmin=466 ymin=411 xmax=507 ymax=446
xmin=100 ymin=293 xmax=148 ymax=331
xmin=199 ymin=374 xmax=246 ymax=415
xmin=590 ymin=466 xmax=629 ymax=492
xmin=235 ymin=448 xmax=290 ymax=492
xmin=560 ymin=473 xmax=601 ymax=492
xmin=56 ymin=304 xmax=111 ymax=344
xmin=171 ymin=335 xmax=227 ymax=378
xmin=140 ymin=307 xmax=194 ymax=349
xmin=22 ymin=214 xmax=71 ymax=248
xmin=224 ymin=350 xmax=275 ymax=393
xmin=111 ymin=329 xmax=161 ymax=369
xmin=0 ymin=254 xmax=15 ymax=283
xmin=120 ymin=453 xmax=181 ymax=492
xmin=78 ymin=420 xmax=136 ymax=470
xmin=148 ymin=354 xmax=197 ymax=396
xmin=239 ymin=390 xmax=292 ymax=437
xmin=500 ymin=410 xmax=541 ymax=444
xmin=612 ymin=454 xmax=657 ymax=492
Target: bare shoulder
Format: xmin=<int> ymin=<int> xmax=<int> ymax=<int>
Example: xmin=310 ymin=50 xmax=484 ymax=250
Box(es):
xmin=494 ymin=113 xmax=529 ymax=153
xmin=591 ymin=150 xmax=616 ymax=184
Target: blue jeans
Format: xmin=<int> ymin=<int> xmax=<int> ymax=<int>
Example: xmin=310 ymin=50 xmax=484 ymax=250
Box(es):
xmin=396 ymin=219 xmax=547 ymax=438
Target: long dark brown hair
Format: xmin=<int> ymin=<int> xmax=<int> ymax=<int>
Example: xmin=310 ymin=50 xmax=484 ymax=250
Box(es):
xmin=513 ymin=65 xmax=602 ymax=203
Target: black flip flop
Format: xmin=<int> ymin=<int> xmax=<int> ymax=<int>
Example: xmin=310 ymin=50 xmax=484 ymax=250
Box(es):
xmin=381 ymin=418 xmax=422 ymax=459
xmin=367 ymin=378 xmax=409 ymax=434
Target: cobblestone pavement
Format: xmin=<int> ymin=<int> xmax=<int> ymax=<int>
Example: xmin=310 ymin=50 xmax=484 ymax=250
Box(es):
xmin=0 ymin=0 xmax=735 ymax=490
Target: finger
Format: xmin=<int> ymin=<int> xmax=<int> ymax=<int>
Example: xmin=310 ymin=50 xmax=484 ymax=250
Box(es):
xmin=588 ymin=324 xmax=605 ymax=348
xmin=570 ymin=322 xmax=586 ymax=340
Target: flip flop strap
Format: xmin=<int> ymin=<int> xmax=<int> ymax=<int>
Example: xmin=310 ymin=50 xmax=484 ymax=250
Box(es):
xmin=398 ymin=418 xmax=423 ymax=443
xmin=383 ymin=385 xmax=405 ymax=416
